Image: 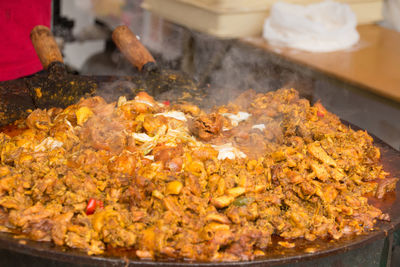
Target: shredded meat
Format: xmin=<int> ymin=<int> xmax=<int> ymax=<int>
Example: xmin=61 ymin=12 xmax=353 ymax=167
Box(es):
xmin=0 ymin=88 xmax=397 ymax=261
xmin=376 ymin=178 xmax=398 ymax=199
xmin=189 ymin=113 xmax=223 ymax=141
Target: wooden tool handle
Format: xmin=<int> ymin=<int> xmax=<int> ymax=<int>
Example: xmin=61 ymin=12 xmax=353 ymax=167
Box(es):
xmin=30 ymin=25 xmax=63 ymax=69
xmin=112 ymin=25 xmax=156 ymax=71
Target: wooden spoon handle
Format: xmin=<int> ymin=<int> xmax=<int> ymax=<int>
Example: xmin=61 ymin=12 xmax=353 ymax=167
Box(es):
xmin=30 ymin=25 xmax=63 ymax=69
xmin=112 ymin=25 xmax=156 ymax=71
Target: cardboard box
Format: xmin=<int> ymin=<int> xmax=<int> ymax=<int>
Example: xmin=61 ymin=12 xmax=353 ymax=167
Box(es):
xmin=142 ymin=0 xmax=383 ymax=38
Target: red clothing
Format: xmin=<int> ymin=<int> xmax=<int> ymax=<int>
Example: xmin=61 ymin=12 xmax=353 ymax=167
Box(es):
xmin=0 ymin=0 xmax=52 ymax=81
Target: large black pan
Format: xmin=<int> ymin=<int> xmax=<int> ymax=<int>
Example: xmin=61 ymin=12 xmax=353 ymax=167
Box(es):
xmin=0 ymin=29 xmax=399 ymax=265
xmin=0 ymin=121 xmax=399 ymax=266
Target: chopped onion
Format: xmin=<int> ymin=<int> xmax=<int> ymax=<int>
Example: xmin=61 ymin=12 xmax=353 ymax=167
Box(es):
xmin=222 ymin=112 xmax=251 ymax=126
xmin=212 ymin=143 xmax=247 ymax=160
xmin=252 ymin=124 xmax=266 ymax=131
xmin=64 ymin=119 xmax=74 ymax=131
xmin=132 ymin=132 xmax=154 ymax=142
xmin=35 ymin=137 xmax=63 ymax=152
xmin=155 ymin=111 xmax=187 ymax=121
xmin=134 ymin=99 xmax=154 ymax=107
xmin=143 ymin=155 xmax=155 ymax=161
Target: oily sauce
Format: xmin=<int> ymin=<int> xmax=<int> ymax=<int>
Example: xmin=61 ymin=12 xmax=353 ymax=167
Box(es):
xmin=0 ymin=124 xmax=26 ymax=137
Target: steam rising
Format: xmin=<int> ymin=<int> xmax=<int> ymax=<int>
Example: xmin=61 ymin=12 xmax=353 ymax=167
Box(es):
xmin=186 ymin=35 xmax=313 ymax=107
xmin=87 ymin=29 xmax=312 ymax=163
xmin=86 ymin=24 xmax=313 ymax=110
xmin=95 ymin=79 xmax=141 ymax=103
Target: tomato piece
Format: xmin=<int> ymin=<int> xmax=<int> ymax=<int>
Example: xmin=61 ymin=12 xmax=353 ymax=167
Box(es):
xmin=86 ymin=198 xmax=97 ymax=215
xmin=163 ymin=100 xmax=170 ymax=106
xmin=314 ymin=101 xmax=326 ymax=118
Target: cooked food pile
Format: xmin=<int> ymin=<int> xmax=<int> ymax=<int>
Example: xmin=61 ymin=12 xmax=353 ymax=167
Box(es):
xmin=0 ymin=88 xmax=397 ymax=261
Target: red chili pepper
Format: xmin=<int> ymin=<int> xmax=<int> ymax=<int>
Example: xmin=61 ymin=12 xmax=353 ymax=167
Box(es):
xmin=86 ymin=198 xmax=97 ymax=215
xmin=317 ymin=110 xmax=325 ymax=118
xmin=163 ymin=100 xmax=170 ymax=106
